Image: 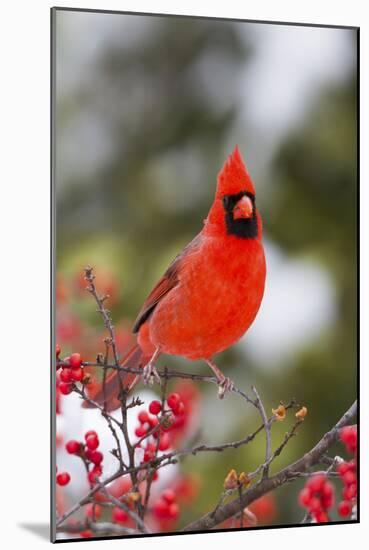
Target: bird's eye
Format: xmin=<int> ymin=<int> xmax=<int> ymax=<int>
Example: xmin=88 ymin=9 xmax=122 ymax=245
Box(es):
xmin=222 ymin=196 xmax=231 ymax=209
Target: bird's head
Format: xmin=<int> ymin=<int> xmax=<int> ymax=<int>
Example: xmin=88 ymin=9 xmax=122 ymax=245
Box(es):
xmin=204 ymin=146 xmax=261 ymax=239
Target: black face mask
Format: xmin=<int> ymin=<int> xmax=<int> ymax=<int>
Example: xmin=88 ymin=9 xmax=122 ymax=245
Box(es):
xmin=222 ymin=191 xmax=258 ymax=239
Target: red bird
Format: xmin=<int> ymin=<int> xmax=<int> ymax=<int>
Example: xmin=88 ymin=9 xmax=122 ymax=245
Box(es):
xmin=85 ymin=147 xmax=266 ymax=410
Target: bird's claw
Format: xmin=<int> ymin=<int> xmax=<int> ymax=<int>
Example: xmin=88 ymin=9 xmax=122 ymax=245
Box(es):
xmin=142 ymin=362 xmax=161 ymax=385
xmin=217 ymin=376 xmax=234 ymax=399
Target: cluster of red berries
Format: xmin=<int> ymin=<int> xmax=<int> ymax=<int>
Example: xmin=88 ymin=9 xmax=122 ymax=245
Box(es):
xmin=337 ymin=426 xmax=357 ymax=518
xmin=66 ymin=430 xmax=104 ymax=484
xmin=134 ymin=393 xmax=186 ymax=476
xmin=298 ymin=425 xmax=357 ymax=523
xmin=56 ymin=466 xmax=71 ymax=487
xmin=56 ymin=347 xmax=84 ymax=395
xmin=298 ymin=474 xmax=334 ymax=523
xmin=152 ymin=489 xmax=179 ymax=521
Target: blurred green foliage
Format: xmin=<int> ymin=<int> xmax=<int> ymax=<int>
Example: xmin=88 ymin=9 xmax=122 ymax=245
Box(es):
xmin=56 ymin=13 xmax=357 ymax=528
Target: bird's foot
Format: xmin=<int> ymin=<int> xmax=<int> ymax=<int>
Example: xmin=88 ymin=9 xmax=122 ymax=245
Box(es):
xmin=217 ymin=375 xmax=235 ymax=399
xmin=206 ymin=359 xmax=234 ymax=399
xmin=142 ymin=347 xmax=161 ymax=385
xmin=142 ymin=362 xmax=161 ymax=385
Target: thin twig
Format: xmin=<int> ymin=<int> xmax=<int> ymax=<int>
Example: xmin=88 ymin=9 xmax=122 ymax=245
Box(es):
xmin=74 ymin=386 xmax=122 ymax=430
xmin=252 ymin=386 xmax=271 ymax=479
xmin=84 ymin=266 xmax=120 ymax=366
xmin=181 ymin=400 xmax=357 ymax=532
xmin=141 ymin=368 xmax=169 ymax=519
xmin=84 ymin=266 xmax=140 ymax=521
xmin=56 ymin=468 xmax=124 ymax=527
xmin=56 ymin=521 xmax=138 ymax=536
xmin=97 ymin=482 xmax=150 ymax=534
xmin=70 ymin=360 xmax=257 ymax=407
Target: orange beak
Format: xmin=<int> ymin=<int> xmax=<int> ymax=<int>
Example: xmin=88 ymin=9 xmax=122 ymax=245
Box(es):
xmin=233 ymin=195 xmax=253 ymax=220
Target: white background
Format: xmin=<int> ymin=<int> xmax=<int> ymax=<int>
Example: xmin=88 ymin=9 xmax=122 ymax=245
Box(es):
xmin=0 ymin=0 xmax=367 ymax=548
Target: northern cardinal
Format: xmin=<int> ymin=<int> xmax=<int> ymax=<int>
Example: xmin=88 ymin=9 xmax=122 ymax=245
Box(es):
xmin=85 ymin=146 xmax=266 ymax=410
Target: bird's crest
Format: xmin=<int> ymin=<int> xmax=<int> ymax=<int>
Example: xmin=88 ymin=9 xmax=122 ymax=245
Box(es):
xmin=216 ymin=146 xmax=255 ymax=197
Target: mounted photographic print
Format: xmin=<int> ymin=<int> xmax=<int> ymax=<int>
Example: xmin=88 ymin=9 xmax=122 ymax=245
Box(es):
xmin=51 ymin=7 xmax=359 ymax=542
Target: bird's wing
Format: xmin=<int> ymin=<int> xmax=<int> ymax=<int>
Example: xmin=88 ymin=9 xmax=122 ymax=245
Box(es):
xmin=132 ymin=234 xmax=203 ymax=333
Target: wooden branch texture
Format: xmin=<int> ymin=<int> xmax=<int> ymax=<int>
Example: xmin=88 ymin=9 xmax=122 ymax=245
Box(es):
xmin=182 ymin=400 xmax=357 ymax=532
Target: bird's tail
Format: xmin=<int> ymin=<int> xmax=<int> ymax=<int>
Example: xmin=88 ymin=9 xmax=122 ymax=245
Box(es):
xmin=82 ymin=344 xmax=143 ymax=412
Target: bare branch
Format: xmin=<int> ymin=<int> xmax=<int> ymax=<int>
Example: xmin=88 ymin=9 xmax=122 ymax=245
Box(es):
xmin=56 ymin=521 xmax=138 ymax=536
xmin=252 ymin=385 xmax=271 ymax=479
xmin=182 ymin=400 xmax=357 ymax=532
xmin=84 ymin=266 xmax=120 ymax=366
xmin=97 ymin=482 xmax=150 ymax=534
xmin=55 ymin=268 xmax=356 ymax=538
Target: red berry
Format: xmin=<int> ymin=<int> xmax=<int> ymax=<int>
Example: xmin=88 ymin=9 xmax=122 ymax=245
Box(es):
xmin=143 ymin=451 xmax=154 ymax=462
xmin=90 ymin=451 xmax=103 ymax=465
xmin=162 ymin=489 xmax=176 ymax=504
xmin=57 ymin=472 xmax=71 ymax=486
xmin=322 ymin=495 xmax=333 ymax=510
xmin=85 ymin=503 xmax=102 ymax=519
xmin=85 ymin=430 xmax=98 ymax=440
xmin=59 ymin=382 xmax=72 ymax=395
xmin=308 ymin=497 xmax=322 ymax=514
xmin=167 ymin=393 xmax=181 ymax=411
xmin=338 ymin=500 xmax=352 ymax=517
xmin=112 ymin=506 xmax=128 ymax=523
xmin=86 ymin=435 xmax=99 ymax=451
xmin=158 ymin=433 xmax=171 ymax=451
xmin=56 ymin=344 xmax=61 ymax=358
xmin=66 ymin=440 xmax=81 ymax=454
xmin=322 ymin=482 xmax=333 ymax=497
xmin=80 ymin=530 xmax=92 ymax=538
xmin=135 ymin=425 xmax=147 ymax=438
xmin=148 ymin=416 xmax=159 ymax=429
xmin=321 ymin=483 xmax=334 ymax=509
xmin=307 ymin=474 xmax=326 ymax=493
xmin=343 ymin=483 xmax=357 ymax=501
xmin=349 ymin=482 xmax=357 ymax=499
xmin=314 ymin=510 xmax=328 ymax=523
xmin=149 ymin=400 xmax=162 ymax=415
xmin=143 ymin=442 xmax=156 ymax=462
xmin=337 ymin=462 xmax=351 ymax=476
xmin=341 ymin=426 xmax=357 ymax=444
xmin=341 ymin=427 xmax=357 ymax=454
xmin=138 ymin=411 xmax=149 ymax=424
xmin=168 ymin=502 xmax=179 ymax=519
xmin=60 ymin=368 xmax=73 ymax=383
xmin=174 ymin=401 xmax=185 ymax=416
xmin=348 ymin=460 xmax=356 ymax=471
xmin=88 ymin=466 xmax=102 ymax=484
xmin=171 ymin=415 xmax=185 ymax=429
xmin=152 ymin=471 xmax=159 ymax=481
xmin=69 ymin=353 xmax=82 ymax=368
xmin=298 ymin=487 xmax=312 ymax=507
xmin=70 ymin=366 xmax=84 ymax=382
xmin=153 ymin=498 xmax=169 ymax=519
xmin=343 ymin=471 xmax=356 ymax=486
